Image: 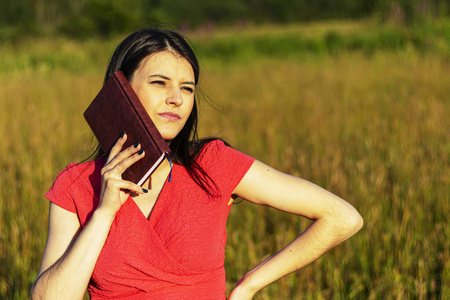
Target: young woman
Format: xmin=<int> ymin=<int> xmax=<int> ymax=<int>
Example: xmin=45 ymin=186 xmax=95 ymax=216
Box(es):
xmin=31 ymin=28 xmax=363 ymax=300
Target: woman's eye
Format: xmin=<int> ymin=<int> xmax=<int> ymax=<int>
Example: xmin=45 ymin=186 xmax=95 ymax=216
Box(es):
xmin=182 ymin=86 xmax=194 ymax=93
xmin=151 ymin=80 xmax=165 ymax=86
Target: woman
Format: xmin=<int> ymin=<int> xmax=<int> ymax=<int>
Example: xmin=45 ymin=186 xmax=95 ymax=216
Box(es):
xmin=31 ymin=28 xmax=363 ymax=299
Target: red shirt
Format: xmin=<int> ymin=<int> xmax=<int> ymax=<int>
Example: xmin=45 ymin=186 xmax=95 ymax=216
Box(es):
xmin=45 ymin=140 xmax=255 ymax=299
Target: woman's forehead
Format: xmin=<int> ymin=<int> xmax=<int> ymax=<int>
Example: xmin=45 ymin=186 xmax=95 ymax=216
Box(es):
xmin=137 ymin=51 xmax=194 ymax=79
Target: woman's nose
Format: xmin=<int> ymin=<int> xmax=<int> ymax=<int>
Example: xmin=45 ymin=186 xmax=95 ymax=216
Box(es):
xmin=166 ymin=87 xmax=183 ymax=106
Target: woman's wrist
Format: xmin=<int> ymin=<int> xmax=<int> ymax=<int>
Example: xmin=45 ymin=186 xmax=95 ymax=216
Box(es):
xmin=231 ymin=273 xmax=260 ymax=298
xmin=230 ymin=280 xmax=257 ymax=300
xmin=93 ymin=205 xmax=117 ymax=224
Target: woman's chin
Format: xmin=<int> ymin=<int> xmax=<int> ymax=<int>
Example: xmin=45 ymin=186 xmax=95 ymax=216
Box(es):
xmin=157 ymin=128 xmax=177 ymax=141
xmin=160 ymin=132 xmax=178 ymax=142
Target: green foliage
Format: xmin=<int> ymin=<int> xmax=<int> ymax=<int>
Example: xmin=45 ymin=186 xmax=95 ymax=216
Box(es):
xmin=159 ymin=0 xmax=249 ymax=28
xmin=374 ymin=0 xmax=450 ymax=24
xmin=59 ymin=0 xmax=141 ymax=38
xmin=4 ymin=0 xmax=449 ymax=39
xmin=0 ymin=0 xmax=35 ymax=27
xmin=2 ymin=19 xmax=449 ymax=75
xmin=195 ymin=20 xmax=450 ymax=62
xmin=324 ymin=30 xmax=345 ymax=53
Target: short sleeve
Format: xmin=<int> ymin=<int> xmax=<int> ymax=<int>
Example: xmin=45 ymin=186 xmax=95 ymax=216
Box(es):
xmin=45 ymin=163 xmax=78 ymax=213
xmin=197 ymin=140 xmax=255 ymax=198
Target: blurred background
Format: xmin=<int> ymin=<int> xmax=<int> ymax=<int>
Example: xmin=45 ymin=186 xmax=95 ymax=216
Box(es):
xmin=0 ymin=0 xmax=449 ymax=299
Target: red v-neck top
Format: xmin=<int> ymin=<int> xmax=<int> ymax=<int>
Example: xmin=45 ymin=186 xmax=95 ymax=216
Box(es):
xmin=45 ymin=140 xmax=255 ymax=299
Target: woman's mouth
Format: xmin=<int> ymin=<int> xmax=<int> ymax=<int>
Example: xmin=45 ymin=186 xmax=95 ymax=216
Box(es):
xmin=158 ymin=112 xmax=181 ymax=121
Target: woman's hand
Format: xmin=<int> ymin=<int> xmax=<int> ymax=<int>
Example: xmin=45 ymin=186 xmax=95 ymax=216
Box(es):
xmin=98 ymin=132 xmax=147 ymax=215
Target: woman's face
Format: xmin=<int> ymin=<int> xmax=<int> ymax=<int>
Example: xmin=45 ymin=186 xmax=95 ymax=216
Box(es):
xmin=130 ymin=51 xmax=195 ymax=141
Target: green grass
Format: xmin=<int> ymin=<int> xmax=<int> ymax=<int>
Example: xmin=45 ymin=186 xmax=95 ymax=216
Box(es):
xmin=0 ymin=20 xmax=449 ymax=299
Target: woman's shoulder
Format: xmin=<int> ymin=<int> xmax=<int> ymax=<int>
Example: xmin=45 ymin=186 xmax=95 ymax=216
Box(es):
xmin=47 ymin=157 xmax=106 ymax=199
xmin=45 ymin=157 xmax=105 ymax=221
xmin=191 ymin=138 xmax=255 ymax=196
xmin=194 ymin=138 xmax=255 ymax=171
xmin=191 ymin=138 xmax=230 ymax=162
xmin=45 ymin=157 xmax=106 ymax=215
xmin=53 ymin=157 xmax=105 ymax=185
xmin=191 ymin=138 xmax=230 ymax=154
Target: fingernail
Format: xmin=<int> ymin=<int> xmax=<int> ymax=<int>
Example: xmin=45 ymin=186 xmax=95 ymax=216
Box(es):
xmin=138 ymin=149 xmax=144 ymax=155
xmin=120 ymin=131 xmax=126 ymax=138
xmin=142 ymin=188 xmax=148 ymax=193
xmin=134 ymin=141 xmax=140 ymax=148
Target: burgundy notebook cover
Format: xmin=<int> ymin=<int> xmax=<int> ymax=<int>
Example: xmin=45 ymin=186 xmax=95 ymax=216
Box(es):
xmin=83 ymin=71 xmax=170 ymax=186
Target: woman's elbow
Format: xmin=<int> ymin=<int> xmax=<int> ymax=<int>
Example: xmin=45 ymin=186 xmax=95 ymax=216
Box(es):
xmin=30 ymin=276 xmax=53 ymax=300
xmin=339 ymin=207 xmax=364 ymax=236
xmin=30 ymin=283 xmax=41 ymax=300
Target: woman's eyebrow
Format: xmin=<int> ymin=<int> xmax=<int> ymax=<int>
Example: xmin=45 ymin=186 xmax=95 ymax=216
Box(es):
xmin=148 ymin=74 xmax=170 ymax=80
xmin=148 ymin=74 xmax=195 ymax=85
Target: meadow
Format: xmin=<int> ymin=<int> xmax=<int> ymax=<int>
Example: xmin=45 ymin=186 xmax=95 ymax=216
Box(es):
xmin=0 ymin=20 xmax=449 ymax=299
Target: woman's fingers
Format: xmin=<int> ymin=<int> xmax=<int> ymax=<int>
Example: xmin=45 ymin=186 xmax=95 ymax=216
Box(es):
xmin=107 ymin=141 xmax=142 ymax=168
xmin=106 ymin=131 xmax=128 ymax=164
xmin=103 ymin=177 xmax=148 ymax=195
xmin=98 ymin=177 xmax=148 ymax=213
xmin=112 ymin=147 xmax=145 ymax=175
xmin=98 ymin=133 xmax=148 ymax=214
xmin=104 ymin=132 xmax=146 ymax=176
xmin=102 ymin=147 xmax=145 ymax=179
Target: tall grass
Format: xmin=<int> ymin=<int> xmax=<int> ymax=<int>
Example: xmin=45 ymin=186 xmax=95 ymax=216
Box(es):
xmin=201 ymin=52 xmax=449 ymax=299
xmin=0 ymin=22 xmax=448 ymax=299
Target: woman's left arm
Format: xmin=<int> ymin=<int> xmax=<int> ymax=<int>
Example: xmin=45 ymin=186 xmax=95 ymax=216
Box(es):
xmin=229 ymin=160 xmax=363 ymax=299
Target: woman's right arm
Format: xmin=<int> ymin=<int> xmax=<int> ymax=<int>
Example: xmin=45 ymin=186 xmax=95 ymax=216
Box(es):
xmin=31 ymin=133 xmax=146 ymax=300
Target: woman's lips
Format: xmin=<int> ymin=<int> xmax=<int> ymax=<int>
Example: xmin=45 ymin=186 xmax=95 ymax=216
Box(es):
xmin=158 ymin=112 xmax=181 ymax=121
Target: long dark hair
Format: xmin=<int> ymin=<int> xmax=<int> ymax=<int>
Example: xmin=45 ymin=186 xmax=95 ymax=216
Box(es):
xmin=91 ymin=27 xmax=222 ymax=196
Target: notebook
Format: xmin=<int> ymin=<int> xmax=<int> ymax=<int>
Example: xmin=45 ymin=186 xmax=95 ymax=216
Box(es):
xmin=83 ymin=71 xmax=171 ymax=186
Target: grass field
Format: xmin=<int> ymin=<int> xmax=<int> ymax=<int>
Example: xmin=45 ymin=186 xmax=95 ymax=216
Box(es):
xmin=0 ymin=20 xmax=449 ymax=299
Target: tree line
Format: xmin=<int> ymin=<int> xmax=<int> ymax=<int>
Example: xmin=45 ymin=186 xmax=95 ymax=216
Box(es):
xmin=0 ymin=0 xmax=448 ymax=38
